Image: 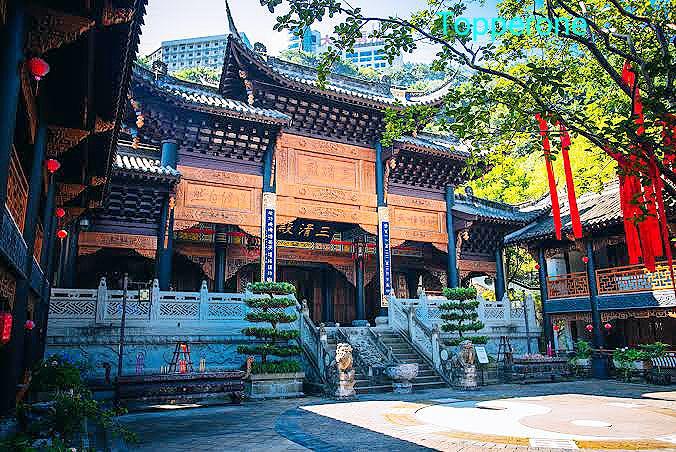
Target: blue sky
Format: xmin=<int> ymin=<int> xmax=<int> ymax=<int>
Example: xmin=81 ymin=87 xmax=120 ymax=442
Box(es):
xmin=139 ymin=0 xmax=498 ymax=64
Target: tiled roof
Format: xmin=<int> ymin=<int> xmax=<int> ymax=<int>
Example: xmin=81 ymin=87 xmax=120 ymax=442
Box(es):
xmin=504 ymin=180 xmax=675 ymax=245
xmin=225 ymin=35 xmax=452 ymax=109
xmin=133 ymin=64 xmax=290 ymax=124
xmin=454 ymin=194 xmax=545 ymax=225
xmin=395 ymin=133 xmax=470 ymax=159
xmin=113 ymin=142 xmax=181 ymax=179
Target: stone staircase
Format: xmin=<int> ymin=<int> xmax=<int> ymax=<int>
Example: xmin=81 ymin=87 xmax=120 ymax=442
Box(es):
xmin=377 ymin=330 xmax=448 ymax=391
xmin=326 ymin=330 xmax=447 ymax=394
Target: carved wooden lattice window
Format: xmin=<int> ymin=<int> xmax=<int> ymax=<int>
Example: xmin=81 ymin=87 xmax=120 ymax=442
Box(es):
xmin=6 ymin=146 xmax=27 ymax=233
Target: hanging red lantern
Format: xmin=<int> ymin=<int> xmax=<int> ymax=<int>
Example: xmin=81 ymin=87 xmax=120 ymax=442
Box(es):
xmin=1 ymin=312 xmax=12 ymax=345
xmin=535 ymin=264 xmax=541 ymax=270
xmin=585 ymin=324 xmax=593 ymax=332
xmin=46 ymin=159 xmax=60 ymax=173
xmin=553 ymin=324 xmax=560 ymax=332
xmin=27 ymin=57 xmax=50 ymax=80
xmin=604 ymin=322 xmax=612 ymax=330
xmin=55 ymin=207 xmax=65 ymax=218
xmin=24 ymin=320 xmax=35 ymax=331
xmin=582 ymin=256 xmax=589 ymax=264
xmin=56 ymin=229 xmax=68 ymax=240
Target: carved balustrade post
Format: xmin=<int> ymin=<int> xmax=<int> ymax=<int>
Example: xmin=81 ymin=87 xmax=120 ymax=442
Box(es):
xmin=431 ymin=324 xmax=441 ymax=371
xmin=199 ymin=280 xmax=209 ymax=321
xmin=318 ymin=323 xmax=327 ymax=378
xmin=149 ymin=278 xmax=160 ymax=321
xmin=406 ymin=305 xmax=414 ymax=341
xmin=502 ymin=293 xmax=511 ymax=324
xmin=95 ymin=277 xmax=107 ymax=324
xmin=476 ymin=294 xmax=486 ymax=325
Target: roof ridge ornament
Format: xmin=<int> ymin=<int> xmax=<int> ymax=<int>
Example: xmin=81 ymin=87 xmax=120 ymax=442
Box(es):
xmin=225 ymin=0 xmax=241 ymax=39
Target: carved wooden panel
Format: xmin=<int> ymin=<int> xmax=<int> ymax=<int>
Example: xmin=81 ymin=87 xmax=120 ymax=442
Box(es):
xmin=0 ymin=262 xmax=17 ymax=308
xmin=174 ymin=166 xmax=262 ymax=228
xmin=79 ymin=232 xmax=157 ymax=254
xmin=276 ymin=134 xmax=377 ymax=222
xmin=6 ymin=148 xmax=27 ymax=233
xmin=26 ymin=7 xmax=94 ymax=54
xmin=458 ymin=259 xmax=497 ymax=278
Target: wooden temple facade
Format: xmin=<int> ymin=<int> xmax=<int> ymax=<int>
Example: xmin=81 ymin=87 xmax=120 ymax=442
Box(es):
xmin=505 ymin=181 xmax=676 ymax=350
xmin=0 ymin=0 xmax=147 ymax=413
xmin=63 ymin=12 xmax=539 ymax=329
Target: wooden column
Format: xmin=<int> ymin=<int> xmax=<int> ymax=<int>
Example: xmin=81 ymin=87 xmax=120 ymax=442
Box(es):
xmin=214 ymin=224 xmax=226 ymax=292
xmin=155 ymin=195 xmax=168 ymax=284
xmin=494 ymin=245 xmax=506 ymax=300
xmin=0 ymin=1 xmax=25 ymax=209
xmin=261 ymin=140 xmax=276 ymax=282
xmin=445 ymin=186 xmax=458 ymax=288
xmin=585 ymin=239 xmax=608 ymax=378
xmin=354 ymin=256 xmax=365 ymax=324
xmin=321 ymin=268 xmax=334 ymax=323
xmin=537 ymin=246 xmax=551 ymax=346
xmin=375 ymin=141 xmax=392 ymax=315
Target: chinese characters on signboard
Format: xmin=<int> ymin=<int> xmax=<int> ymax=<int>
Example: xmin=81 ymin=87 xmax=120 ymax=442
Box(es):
xmin=263 ymin=208 xmax=275 ymax=282
xmin=381 ymin=220 xmax=392 ymax=296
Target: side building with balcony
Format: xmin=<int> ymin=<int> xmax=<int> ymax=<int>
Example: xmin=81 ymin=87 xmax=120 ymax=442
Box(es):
xmin=505 ymin=181 xmax=676 ymax=350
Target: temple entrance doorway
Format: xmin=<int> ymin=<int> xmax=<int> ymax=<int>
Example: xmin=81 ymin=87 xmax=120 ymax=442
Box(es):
xmin=76 ymin=248 xmax=154 ymax=289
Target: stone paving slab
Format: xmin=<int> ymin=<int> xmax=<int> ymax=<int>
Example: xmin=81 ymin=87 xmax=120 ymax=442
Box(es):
xmin=118 ymin=381 xmax=676 ymax=451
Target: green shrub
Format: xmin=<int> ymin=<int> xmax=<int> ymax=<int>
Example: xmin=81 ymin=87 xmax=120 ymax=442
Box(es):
xmin=31 ymin=354 xmax=85 ymax=393
xmin=440 ymin=286 xmax=484 ymax=345
xmin=239 ymin=281 xmax=301 ymax=374
xmin=574 ymin=340 xmax=592 ymax=359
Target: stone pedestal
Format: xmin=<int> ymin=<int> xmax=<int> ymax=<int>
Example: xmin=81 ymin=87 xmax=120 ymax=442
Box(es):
xmin=386 ymin=363 xmax=418 ymax=394
xmin=335 ymin=368 xmax=356 ymax=399
xmin=456 ymin=365 xmax=478 ymax=390
xmin=374 ymin=316 xmax=388 ymax=327
xmin=245 ymin=372 xmax=305 ymax=399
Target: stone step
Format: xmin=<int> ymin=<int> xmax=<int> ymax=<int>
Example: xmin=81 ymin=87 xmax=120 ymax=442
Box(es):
xmin=355 ymin=384 xmax=392 ymax=394
xmin=412 ymin=381 xmax=448 ymax=390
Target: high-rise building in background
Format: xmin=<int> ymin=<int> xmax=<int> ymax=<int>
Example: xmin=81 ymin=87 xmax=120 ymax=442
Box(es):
xmin=286 ymin=27 xmax=402 ymax=70
xmin=288 ymin=26 xmax=321 ymax=53
xmin=147 ymin=33 xmax=251 ymax=72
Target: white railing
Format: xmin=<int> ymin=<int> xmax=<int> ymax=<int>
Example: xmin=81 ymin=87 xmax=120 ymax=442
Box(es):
xmin=388 ymin=291 xmax=541 ymax=370
xmin=49 ymin=278 xmax=292 ymax=327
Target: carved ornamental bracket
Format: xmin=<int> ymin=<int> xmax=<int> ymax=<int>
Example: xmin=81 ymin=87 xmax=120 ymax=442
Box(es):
xmin=26 ymin=7 xmax=94 ymax=55
xmin=47 ymin=126 xmax=89 ymax=157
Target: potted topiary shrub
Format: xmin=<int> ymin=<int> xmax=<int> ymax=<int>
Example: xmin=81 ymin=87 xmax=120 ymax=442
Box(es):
xmin=238 ymin=281 xmax=304 ymax=399
xmin=439 ymin=287 xmax=487 ymax=346
xmin=570 ymin=340 xmax=592 ymax=367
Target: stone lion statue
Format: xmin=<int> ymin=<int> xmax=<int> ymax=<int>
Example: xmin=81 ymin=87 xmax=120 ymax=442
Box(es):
xmin=335 ymin=343 xmax=353 ymax=372
xmin=327 ymin=343 xmax=356 ymax=398
xmin=459 ymin=340 xmax=476 ymax=367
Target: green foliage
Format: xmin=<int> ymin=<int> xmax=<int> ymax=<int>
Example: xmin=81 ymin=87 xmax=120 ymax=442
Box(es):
xmin=248 ymin=281 xmax=296 ymax=295
xmin=614 ymin=342 xmax=669 ymax=365
xmin=245 ymin=311 xmax=298 ymax=324
xmin=240 ymin=280 xmax=300 ymax=371
xmin=639 ymin=342 xmax=669 ymax=358
xmin=381 ymin=106 xmax=439 ymax=147
xmin=251 ymin=360 xmax=302 ymax=374
xmin=245 ymin=297 xmax=296 ymax=309
xmin=442 ymin=287 xmax=477 ymax=300
xmin=242 ymin=327 xmax=299 ymax=340
xmin=171 ymin=66 xmax=220 ymax=85
xmin=237 ymin=344 xmax=302 ymax=357
xmin=573 ymin=340 xmax=592 ymax=360
xmin=440 ymin=286 xmax=484 ymax=343
xmin=31 ymin=355 xmax=85 ymax=393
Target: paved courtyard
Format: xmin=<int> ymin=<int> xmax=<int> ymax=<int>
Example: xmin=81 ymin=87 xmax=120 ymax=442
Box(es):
xmin=119 ymin=381 xmax=676 ymax=451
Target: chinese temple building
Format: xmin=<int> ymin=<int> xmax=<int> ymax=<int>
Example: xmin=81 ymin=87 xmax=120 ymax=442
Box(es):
xmin=62 ymin=8 xmax=541 ymax=330
xmin=0 ymin=0 xmax=146 ymax=413
xmin=506 ymin=181 xmax=676 ymax=349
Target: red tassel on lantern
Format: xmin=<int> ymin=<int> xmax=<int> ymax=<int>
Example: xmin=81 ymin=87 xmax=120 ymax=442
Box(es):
xmin=535 ymin=114 xmax=562 ymax=240
xmin=46 ymin=159 xmax=60 ymax=173
xmin=1 ymin=312 xmax=12 ymax=345
xmin=558 ymin=123 xmax=583 ymax=238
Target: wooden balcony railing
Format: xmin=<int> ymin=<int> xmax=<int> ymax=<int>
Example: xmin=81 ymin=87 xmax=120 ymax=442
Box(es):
xmin=596 ymin=263 xmax=675 ymax=295
xmin=546 ymin=263 xmax=676 ymax=299
xmin=6 ymin=146 xmax=27 ymax=233
xmin=546 ymin=272 xmax=589 ymax=299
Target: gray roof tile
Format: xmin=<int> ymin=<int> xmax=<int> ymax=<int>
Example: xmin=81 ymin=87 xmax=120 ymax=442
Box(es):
xmin=395 ymin=133 xmax=470 ymax=158
xmin=114 ymin=142 xmax=181 ymax=178
xmin=454 ymin=194 xmax=545 ymax=224
xmin=133 ymin=64 xmax=290 ymax=124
